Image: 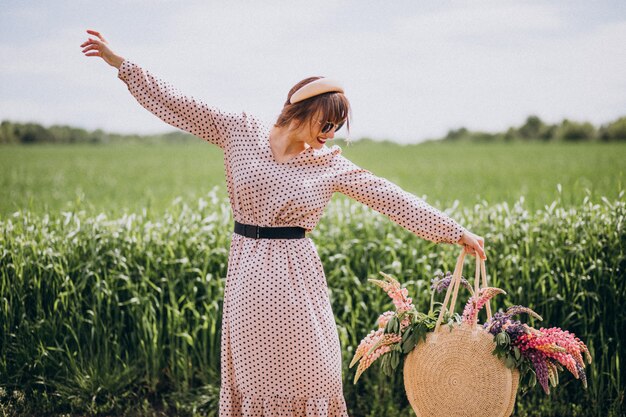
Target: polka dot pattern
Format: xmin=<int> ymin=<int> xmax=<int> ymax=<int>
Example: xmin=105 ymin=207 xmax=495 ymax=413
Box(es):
xmin=119 ymin=59 xmax=467 ymax=416
xmin=331 ymin=156 xmax=467 ymax=244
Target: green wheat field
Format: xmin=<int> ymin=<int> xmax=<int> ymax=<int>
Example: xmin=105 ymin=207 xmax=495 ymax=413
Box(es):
xmin=1 ymin=140 xmax=625 ymax=417
xmin=1 ymin=141 xmax=624 ymax=217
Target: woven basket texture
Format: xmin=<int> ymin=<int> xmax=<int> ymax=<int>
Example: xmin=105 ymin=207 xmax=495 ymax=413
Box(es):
xmin=404 ymin=323 xmax=519 ymax=417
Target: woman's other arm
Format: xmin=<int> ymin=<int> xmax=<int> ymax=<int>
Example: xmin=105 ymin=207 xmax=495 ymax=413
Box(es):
xmin=80 ymin=29 xmax=240 ymax=150
xmin=332 ymin=153 xmax=486 ymax=259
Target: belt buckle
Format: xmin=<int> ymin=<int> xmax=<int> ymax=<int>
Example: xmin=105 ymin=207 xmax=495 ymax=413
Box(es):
xmin=245 ymin=224 xmax=260 ymax=239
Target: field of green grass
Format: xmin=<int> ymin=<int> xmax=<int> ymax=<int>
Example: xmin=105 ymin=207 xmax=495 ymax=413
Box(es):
xmin=1 ymin=140 xmax=625 ymax=417
xmin=1 ymin=141 xmax=624 ymax=219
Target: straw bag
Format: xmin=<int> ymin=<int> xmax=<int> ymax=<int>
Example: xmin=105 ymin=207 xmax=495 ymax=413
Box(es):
xmin=403 ymin=248 xmax=520 ymax=417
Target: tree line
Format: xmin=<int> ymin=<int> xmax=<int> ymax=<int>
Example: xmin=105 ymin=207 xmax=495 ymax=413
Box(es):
xmin=437 ymin=115 xmax=626 ymax=143
xmin=1 ymin=115 xmax=626 ymax=145
xmin=0 ymin=121 xmax=196 ymax=145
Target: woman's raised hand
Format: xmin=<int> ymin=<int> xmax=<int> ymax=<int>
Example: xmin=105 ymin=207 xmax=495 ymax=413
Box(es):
xmin=457 ymin=229 xmax=487 ymax=260
xmin=80 ymin=29 xmax=125 ymax=69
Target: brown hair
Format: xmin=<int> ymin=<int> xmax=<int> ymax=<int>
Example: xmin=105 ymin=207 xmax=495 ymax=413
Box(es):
xmin=274 ymin=76 xmax=353 ymax=143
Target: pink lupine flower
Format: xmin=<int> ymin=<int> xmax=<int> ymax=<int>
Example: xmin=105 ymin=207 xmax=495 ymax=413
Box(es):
xmin=368 ymin=273 xmax=399 ymax=293
xmin=365 ymin=333 xmax=403 ymax=356
xmin=389 ymin=290 xmax=413 ymax=314
xmin=462 ymin=287 xmax=506 ymax=325
xmin=352 ymin=333 xmax=402 ymax=383
xmin=350 ymin=328 xmax=384 ymax=368
xmin=513 ymin=327 xmax=591 ymax=393
xmin=377 ymin=311 xmax=396 ymax=329
xmin=540 ymin=327 xmax=592 ymax=365
xmin=534 ymin=327 xmax=590 ymax=379
xmin=534 ymin=344 xmax=579 ymax=378
xmin=352 ymin=272 xmax=418 ymax=383
xmin=369 ymin=272 xmax=415 ymax=314
xmin=353 ymin=345 xmax=391 ymax=383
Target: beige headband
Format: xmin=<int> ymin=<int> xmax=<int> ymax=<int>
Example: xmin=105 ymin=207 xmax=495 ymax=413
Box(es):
xmin=290 ymin=77 xmax=344 ymax=104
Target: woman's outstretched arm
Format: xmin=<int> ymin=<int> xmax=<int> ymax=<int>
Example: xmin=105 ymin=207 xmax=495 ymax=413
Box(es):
xmin=80 ymin=29 xmax=242 ymax=150
xmin=331 ymin=152 xmax=486 ymax=259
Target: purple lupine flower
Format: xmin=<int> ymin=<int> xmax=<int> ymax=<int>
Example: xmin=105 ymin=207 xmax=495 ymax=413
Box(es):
xmin=504 ymin=321 xmax=530 ymax=342
xmin=484 ymin=311 xmax=508 ymax=335
xmin=525 ymin=350 xmax=551 ymax=395
xmin=576 ymin=362 xmax=588 ymax=389
xmin=430 ymin=271 xmax=472 ymax=294
xmin=506 ymin=305 xmax=543 ymax=321
xmin=484 ymin=313 xmax=531 ymax=343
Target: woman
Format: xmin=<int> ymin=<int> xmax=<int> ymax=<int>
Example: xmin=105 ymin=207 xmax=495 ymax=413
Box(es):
xmin=80 ymin=29 xmax=486 ymax=417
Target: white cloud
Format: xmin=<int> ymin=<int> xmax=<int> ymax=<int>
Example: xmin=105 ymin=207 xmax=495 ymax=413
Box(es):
xmin=394 ymin=1 xmax=566 ymax=41
xmin=1 ymin=1 xmax=625 ymax=142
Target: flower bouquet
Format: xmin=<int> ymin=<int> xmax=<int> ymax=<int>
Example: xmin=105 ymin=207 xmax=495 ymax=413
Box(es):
xmin=349 ymin=247 xmax=592 ymax=417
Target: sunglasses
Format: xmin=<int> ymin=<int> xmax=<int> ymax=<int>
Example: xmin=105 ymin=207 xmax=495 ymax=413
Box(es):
xmin=317 ymin=119 xmax=345 ymax=134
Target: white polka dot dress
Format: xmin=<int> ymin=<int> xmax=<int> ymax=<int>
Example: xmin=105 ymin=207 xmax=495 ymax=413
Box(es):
xmin=118 ymin=59 xmax=467 ymax=417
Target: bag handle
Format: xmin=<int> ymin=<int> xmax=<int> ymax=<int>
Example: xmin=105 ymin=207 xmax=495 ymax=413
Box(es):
xmin=480 ymin=255 xmax=492 ymax=319
xmin=434 ymin=247 xmax=492 ymax=333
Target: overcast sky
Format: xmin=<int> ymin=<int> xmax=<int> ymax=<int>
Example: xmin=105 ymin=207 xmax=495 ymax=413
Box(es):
xmin=1 ymin=0 xmax=625 ymax=143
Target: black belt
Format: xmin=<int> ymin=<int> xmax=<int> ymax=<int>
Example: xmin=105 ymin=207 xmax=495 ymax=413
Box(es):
xmin=234 ymin=221 xmax=306 ymax=239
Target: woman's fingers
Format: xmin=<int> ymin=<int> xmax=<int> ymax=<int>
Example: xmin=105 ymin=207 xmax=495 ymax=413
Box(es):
xmin=80 ymin=37 xmax=108 ymax=55
xmin=81 ymin=44 xmax=102 ymax=57
xmin=80 ymin=38 xmax=100 ymax=48
xmin=464 ymin=243 xmax=486 ymax=260
xmin=458 ymin=230 xmax=487 ymax=260
xmin=86 ymin=29 xmax=107 ymax=43
xmin=82 ymin=44 xmax=98 ymax=53
xmin=476 ymin=244 xmax=486 ymax=260
xmin=82 ymin=30 xmax=108 ymax=51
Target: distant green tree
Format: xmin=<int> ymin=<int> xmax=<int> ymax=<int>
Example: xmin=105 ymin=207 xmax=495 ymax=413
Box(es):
xmin=0 ymin=121 xmax=18 ymax=144
xmin=48 ymin=125 xmax=90 ymax=144
xmin=555 ymin=119 xmax=596 ymax=142
xmin=16 ymin=123 xmax=53 ymax=144
xmin=92 ymin=128 xmax=107 ymax=144
xmin=503 ymin=127 xmax=518 ymax=142
xmin=518 ymin=115 xmax=544 ymax=140
xmin=471 ymin=131 xmax=498 ymax=142
xmin=599 ymin=117 xmax=626 ymax=142
xmin=444 ymin=127 xmax=469 ymax=141
xmin=540 ymin=124 xmax=557 ymax=141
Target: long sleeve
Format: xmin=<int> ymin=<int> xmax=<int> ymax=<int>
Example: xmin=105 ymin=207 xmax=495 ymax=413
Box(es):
xmin=117 ymin=59 xmax=243 ymax=150
xmin=331 ymin=153 xmax=466 ymax=244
